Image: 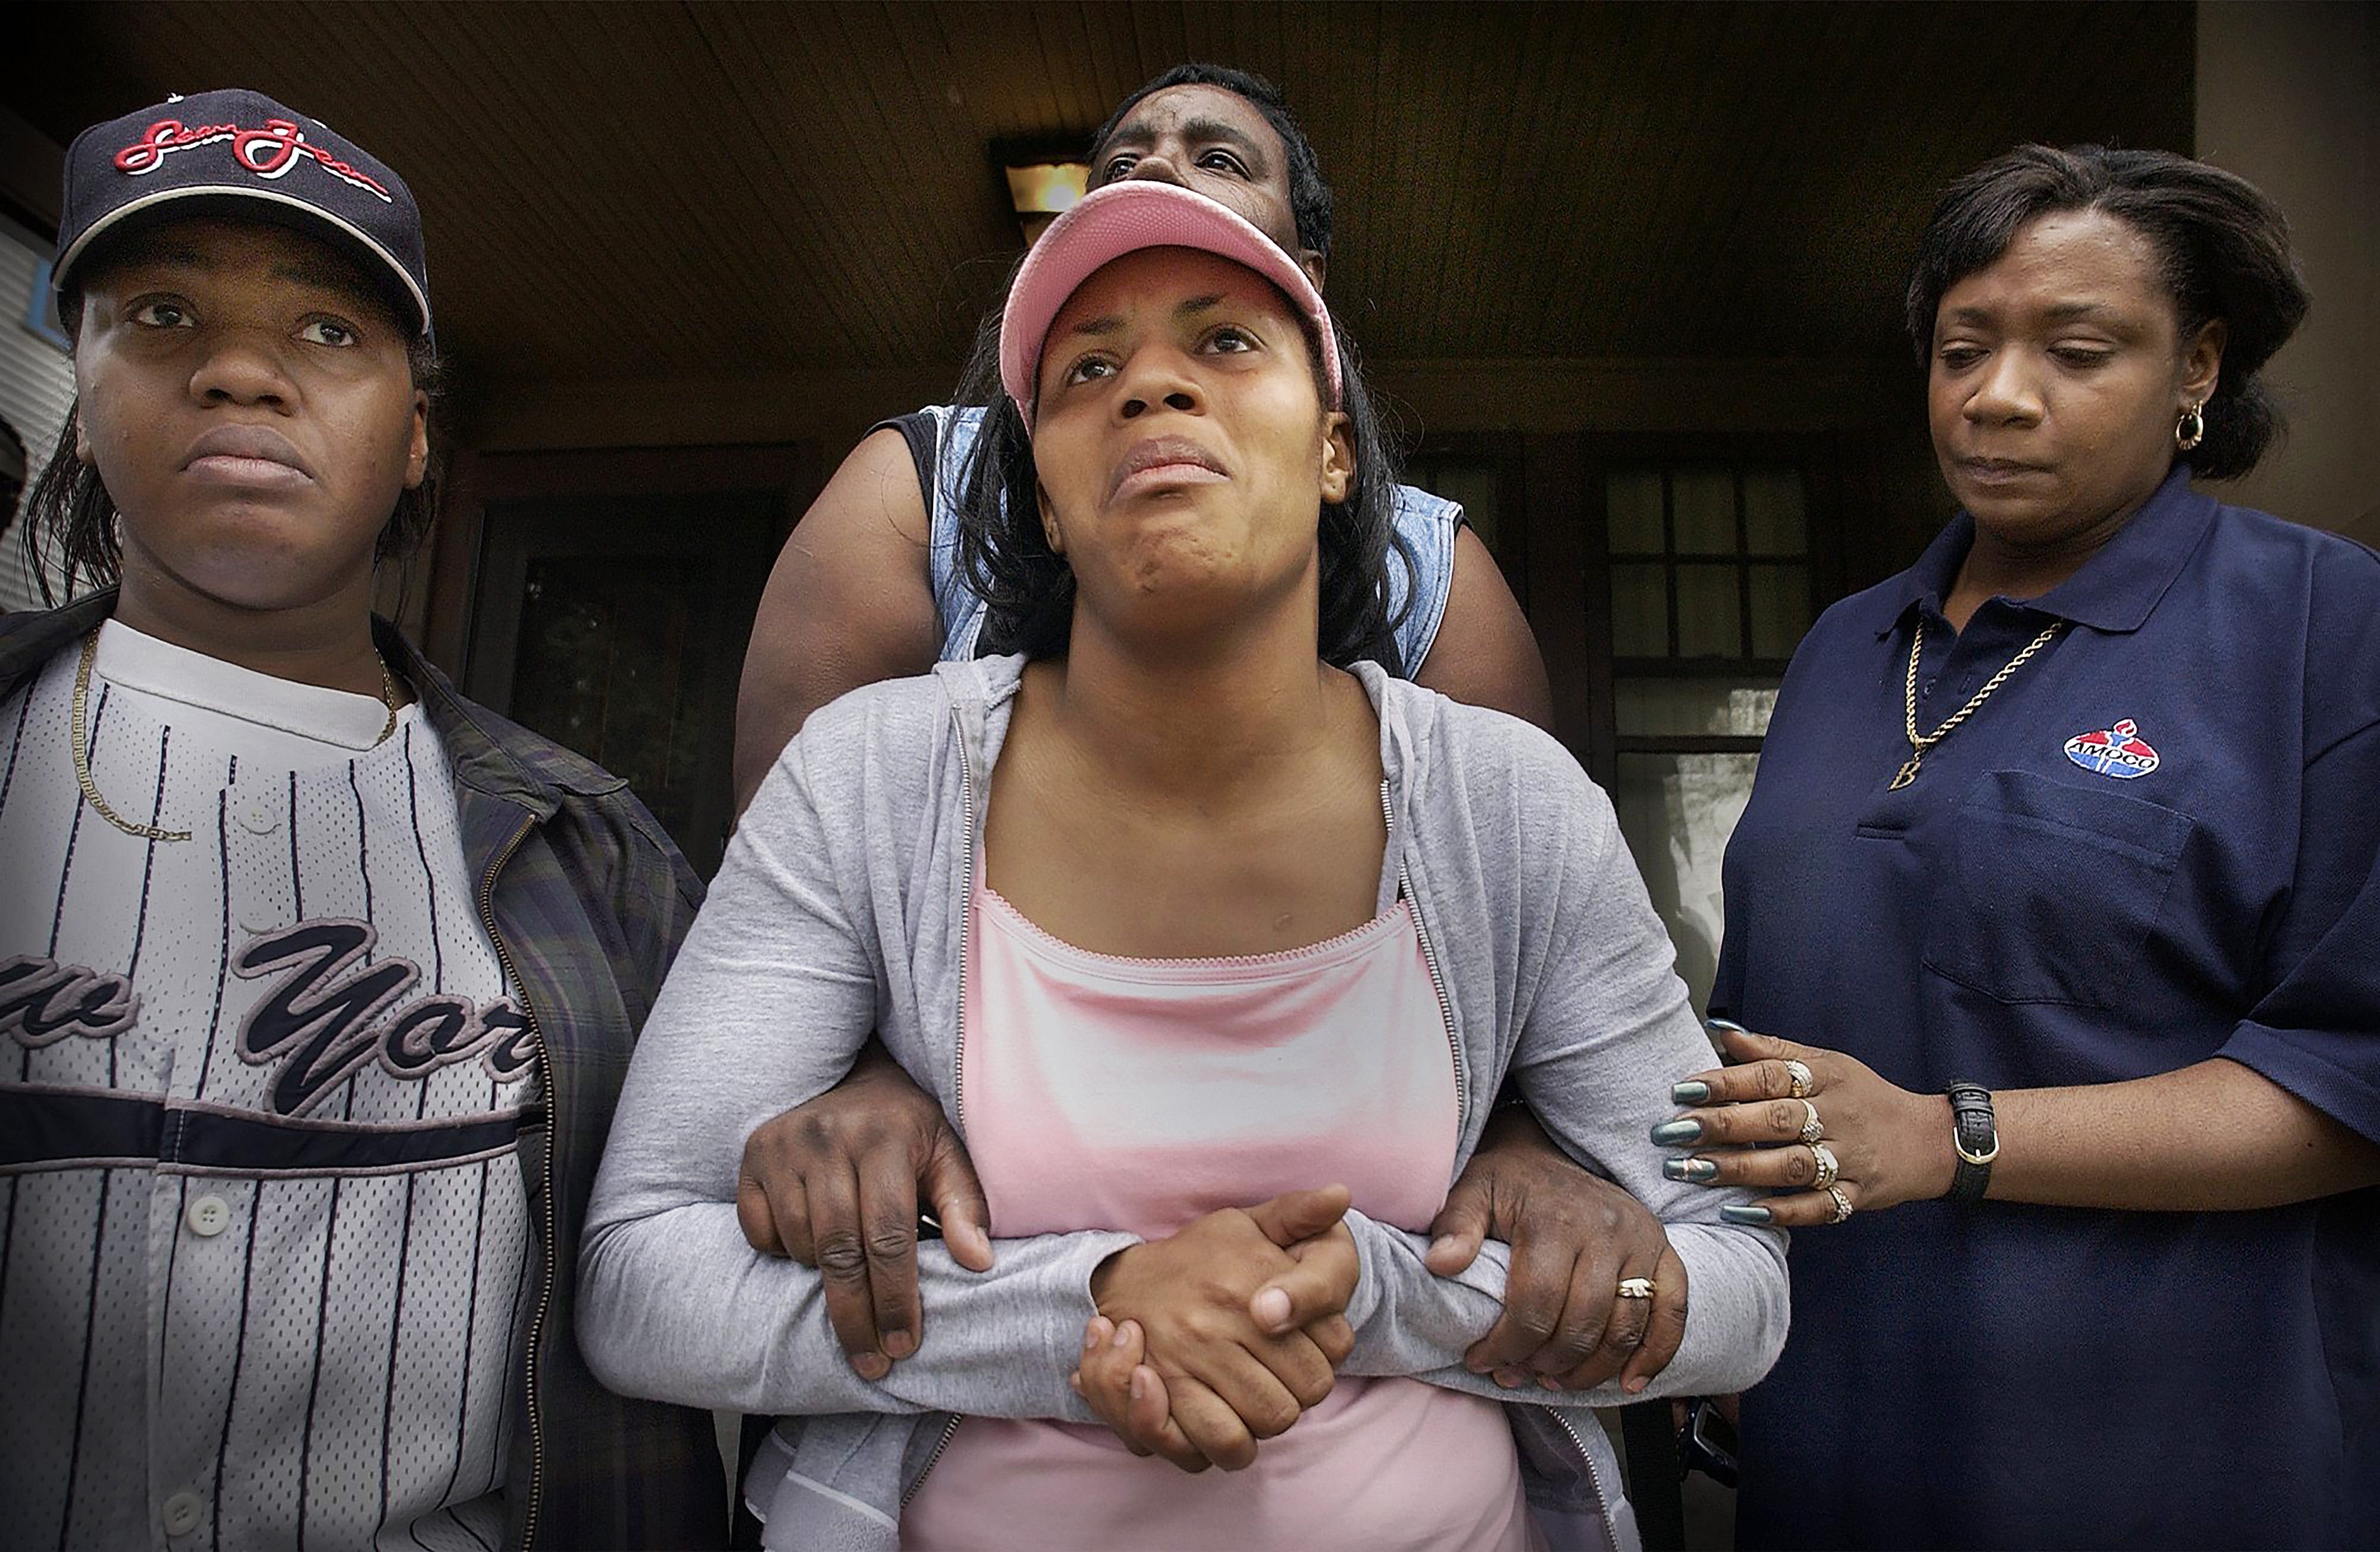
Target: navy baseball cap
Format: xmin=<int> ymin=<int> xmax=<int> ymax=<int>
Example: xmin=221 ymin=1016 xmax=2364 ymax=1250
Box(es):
xmin=55 ymin=89 xmax=431 ymax=337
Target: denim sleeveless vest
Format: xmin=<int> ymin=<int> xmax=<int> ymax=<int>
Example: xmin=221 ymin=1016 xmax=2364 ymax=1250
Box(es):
xmin=912 ymin=405 xmax=1463 ymax=672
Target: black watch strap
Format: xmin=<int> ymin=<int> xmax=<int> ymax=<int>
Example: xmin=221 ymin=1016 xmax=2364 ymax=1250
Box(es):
xmin=1945 ymin=1081 xmax=1997 ymax=1203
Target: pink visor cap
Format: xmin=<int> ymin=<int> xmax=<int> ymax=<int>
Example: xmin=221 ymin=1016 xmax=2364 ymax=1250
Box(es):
xmin=998 ymin=180 xmax=1341 ymax=419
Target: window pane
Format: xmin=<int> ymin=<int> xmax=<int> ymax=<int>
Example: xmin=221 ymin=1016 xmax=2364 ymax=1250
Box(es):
xmin=1743 ymin=467 xmax=1808 ymax=553
xmin=1676 ymin=564 xmax=1742 ymax=657
xmin=1413 ymin=457 xmax=1503 ymax=559
xmin=1614 ymin=679 xmax=1780 ymax=737
xmin=1672 ymin=467 xmax=1737 ymax=555
xmin=1610 ymin=564 xmax=1670 ymax=656
xmin=1612 ymin=750 xmax=1762 ymax=1018
xmin=1606 ymin=468 xmax=1664 ymax=553
xmin=1749 ymin=563 xmax=1813 ymax=658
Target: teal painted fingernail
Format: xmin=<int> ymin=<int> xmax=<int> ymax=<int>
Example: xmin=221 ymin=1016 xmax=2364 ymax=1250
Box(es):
xmin=1671 ymin=1080 xmax=1710 ymax=1105
xmin=1664 ymin=1157 xmax=1719 ymax=1183
xmin=1720 ymin=1204 xmax=1774 ymax=1225
xmin=1651 ymin=1118 xmax=1703 ymax=1146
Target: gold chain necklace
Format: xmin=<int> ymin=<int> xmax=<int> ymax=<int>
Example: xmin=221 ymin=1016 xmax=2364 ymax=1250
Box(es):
xmin=1890 ymin=618 xmax=2063 ymax=790
xmin=71 ymin=631 xmax=400 ymax=843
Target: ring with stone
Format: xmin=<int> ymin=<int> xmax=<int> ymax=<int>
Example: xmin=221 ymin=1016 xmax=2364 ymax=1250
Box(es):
xmin=1797 ymin=1099 xmax=1824 ymax=1146
xmin=1782 ymin=1059 xmax=1814 ymax=1099
xmin=1615 ymin=1277 xmax=1657 ymax=1300
xmin=1826 ymin=1185 xmax=1853 ymax=1224
xmin=1810 ymin=1141 xmax=1840 ymax=1190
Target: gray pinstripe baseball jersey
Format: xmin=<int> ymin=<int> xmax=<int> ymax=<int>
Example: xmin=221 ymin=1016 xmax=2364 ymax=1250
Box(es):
xmin=1 ymin=627 xmax=540 ymax=1551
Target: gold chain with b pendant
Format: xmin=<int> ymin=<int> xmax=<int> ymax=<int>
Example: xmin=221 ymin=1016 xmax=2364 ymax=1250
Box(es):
xmin=1890 ymin=618 xmax=2063 ymax=790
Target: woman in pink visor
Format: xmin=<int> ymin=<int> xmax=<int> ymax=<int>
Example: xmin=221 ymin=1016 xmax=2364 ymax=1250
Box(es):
xmin=579 ymin=181 xmax=1789 ymax=1552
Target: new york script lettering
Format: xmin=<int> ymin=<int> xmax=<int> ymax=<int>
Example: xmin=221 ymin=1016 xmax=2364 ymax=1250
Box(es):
xmin=0 ymin=955 xmax=140 ymax=1047
xmin=234 ymin=919 xmax=535 ymax=1116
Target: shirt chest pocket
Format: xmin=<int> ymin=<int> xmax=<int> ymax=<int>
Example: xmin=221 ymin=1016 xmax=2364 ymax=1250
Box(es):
xmin=1920 ymin=769 xmax=2195 ymax=1009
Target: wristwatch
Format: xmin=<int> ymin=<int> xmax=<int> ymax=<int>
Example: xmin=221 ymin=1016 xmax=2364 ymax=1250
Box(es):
xmin=1944 ymin=1081 xmax=1998 ymax=1203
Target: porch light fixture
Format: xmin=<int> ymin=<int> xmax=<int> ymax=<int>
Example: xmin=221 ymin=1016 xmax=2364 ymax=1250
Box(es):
xmin=1005 ymin=159 xmax=1089 ymax=246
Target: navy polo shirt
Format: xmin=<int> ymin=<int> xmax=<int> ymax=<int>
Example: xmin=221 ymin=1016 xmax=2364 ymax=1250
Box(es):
xmin=1714 ymin=467 xmax=2380 ymax=1550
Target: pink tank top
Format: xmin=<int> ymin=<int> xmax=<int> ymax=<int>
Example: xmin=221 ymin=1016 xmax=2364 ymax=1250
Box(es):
xmin=898 ymin=883 xmax=1537 ymax=1551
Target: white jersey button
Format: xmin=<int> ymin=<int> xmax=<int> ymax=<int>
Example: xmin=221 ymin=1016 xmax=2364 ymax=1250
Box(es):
xmin=239 ymin=803 xmax=278 ymax=835
xmin=184 ymin=1195 xmax=231 ymax=1237
xmin=161 ymin=1490 xmax=203 ymax=1536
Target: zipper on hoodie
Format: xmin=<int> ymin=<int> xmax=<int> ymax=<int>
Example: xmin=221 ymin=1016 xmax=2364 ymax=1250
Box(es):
xmin=1386 ymin=784 xmax=1614 ymax=1541
xmin=1383 ymin=781 xmax=1468 ymax=1137
xmin=1550 ymin=1408 xmax=1621 ymax=1547
xmin=901 ymin=1415 xmax=964 ymax=1510
xmin=903 ymin=704 xmax=981 ymax=1509
xmin=478 ymin=812 xmax=552 ymax=1550
xmin=948 ymin=704 xmax=978 ymax=1141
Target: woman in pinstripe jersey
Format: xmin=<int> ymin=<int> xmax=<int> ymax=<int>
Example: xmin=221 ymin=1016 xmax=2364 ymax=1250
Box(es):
xmin=0 ymin=90 xmax=725 ymax=1549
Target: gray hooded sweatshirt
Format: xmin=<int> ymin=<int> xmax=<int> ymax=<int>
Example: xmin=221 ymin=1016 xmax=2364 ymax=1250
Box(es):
xmin=580 ymin=655 xmax=1789 ymax=1551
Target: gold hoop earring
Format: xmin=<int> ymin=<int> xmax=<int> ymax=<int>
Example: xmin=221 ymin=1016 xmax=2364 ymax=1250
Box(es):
xmin=2175 ymin=402 xmax=2206 ymax=453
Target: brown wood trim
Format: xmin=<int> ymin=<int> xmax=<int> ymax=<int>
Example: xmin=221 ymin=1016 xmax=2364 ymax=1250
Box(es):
xmin=418 ymin=441 xmax=823 ymax=679
xmin=454 ymin=443 xmax=819 ymax=503
xmin=1614 ymin=736 xmax=1767 ymax=755
xmin=1371 ymin=358 xmax=1916 ymax=437
xmin=421 ymin=447 xmax=487 ymax=675
xmin=1611 ymin=657 xmax=1796 ymax=678
xmin=1522 ymin=432 xmax=1607 ymax=781
xmin=455 ymin=370 xmax=954 ymax=456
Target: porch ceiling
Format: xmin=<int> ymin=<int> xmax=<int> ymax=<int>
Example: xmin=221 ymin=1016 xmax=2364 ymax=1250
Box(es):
xmin=9 ymin=1 xmax=2190 ymax=394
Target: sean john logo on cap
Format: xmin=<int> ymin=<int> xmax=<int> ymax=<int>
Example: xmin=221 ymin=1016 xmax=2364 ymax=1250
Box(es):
xmin=113 ymin=117 xmax=394 ymax=203
xmin=2064 ymin=718 xmax=2160 ymax=780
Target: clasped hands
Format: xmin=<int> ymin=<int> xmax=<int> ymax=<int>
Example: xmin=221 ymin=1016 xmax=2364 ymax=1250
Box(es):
xmin=737 ymin=1046 xmax=1689 ymax=1470
xmin=1073 ymin=1184 xmax=1358 ymax=1472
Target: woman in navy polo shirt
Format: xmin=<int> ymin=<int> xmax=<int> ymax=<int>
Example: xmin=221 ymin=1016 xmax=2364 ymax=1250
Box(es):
xmin=1654 ymin=145 xmax=2380 ymax=1548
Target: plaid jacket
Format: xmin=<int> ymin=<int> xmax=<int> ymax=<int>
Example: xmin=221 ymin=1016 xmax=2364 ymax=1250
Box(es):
xmin=0 ymin=595 xmax=728 ymax=1550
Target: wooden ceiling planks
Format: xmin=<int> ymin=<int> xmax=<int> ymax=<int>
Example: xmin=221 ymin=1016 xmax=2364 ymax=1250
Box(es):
xmin=7 ymin=0 xmax=2193 ymax=395
xmin=499 ymin=2 xmax=749 ymax=373
xmin=662 ymin=4 xmax=890 ymax=368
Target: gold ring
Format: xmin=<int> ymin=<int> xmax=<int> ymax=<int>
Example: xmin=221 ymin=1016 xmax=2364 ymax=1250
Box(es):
xmin=1797 ymin=1099 xmax=1823 ymax=1146
xmin=1615 ymin=1277 xmax=1657 ymax=1300
xmin=1782 ymin=1059 xmax=1814 ymax=1099
xmin=1810 ymin=1142 xmax=1839 ymax=1191
xmin=1827 ymin=1185 xmax=1853 ymax=1224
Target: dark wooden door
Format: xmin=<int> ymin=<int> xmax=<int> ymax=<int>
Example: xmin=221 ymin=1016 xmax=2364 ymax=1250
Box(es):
xmin=464 ymin=491 xmax=778 ymax=877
